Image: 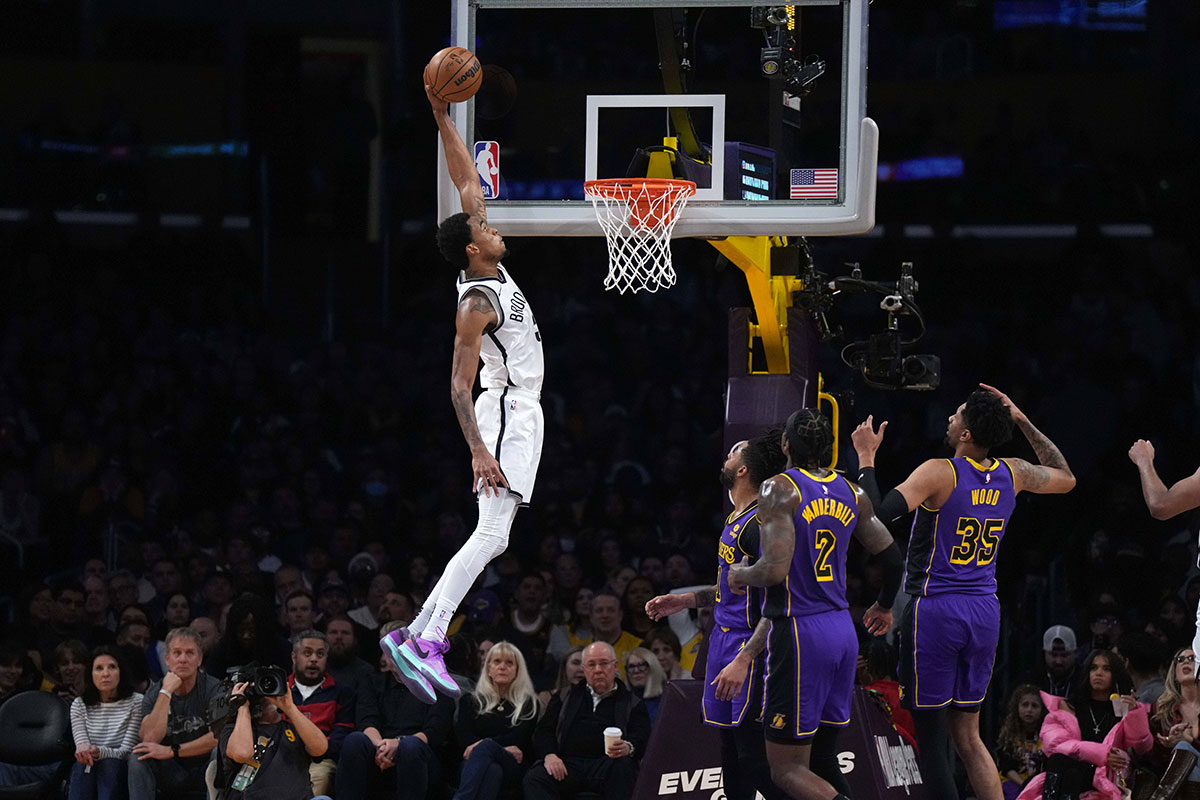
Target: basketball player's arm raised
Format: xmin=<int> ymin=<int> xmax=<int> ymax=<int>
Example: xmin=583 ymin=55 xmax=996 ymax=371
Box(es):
xmin=451 ymin=292 xmax=508 ymax=497
xmin=848 ymin=483 xmax=903 ymax=635
xmin=728 ymin=476 xmax=798 ymax=591
xmin=427 ymin=83 xmax=487 ymax=219
xmin=980 ymin=383 xmax=1075 ymax=495
xmin=1128 ymin=439 xmax=1200 ymax=519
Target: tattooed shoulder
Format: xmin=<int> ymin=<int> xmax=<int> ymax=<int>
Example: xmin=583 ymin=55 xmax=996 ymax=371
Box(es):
xmin=1012 ymin=458 xmax=1049 ymax=491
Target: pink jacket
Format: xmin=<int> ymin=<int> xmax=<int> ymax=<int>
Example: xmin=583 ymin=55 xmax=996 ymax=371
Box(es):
xmin=1016 ymin=691 xmax=1154 ymax=800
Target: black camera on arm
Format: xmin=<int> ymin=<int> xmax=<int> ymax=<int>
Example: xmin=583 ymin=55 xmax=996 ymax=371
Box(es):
xmin=208 ymin=663 xmax=289 ymax=738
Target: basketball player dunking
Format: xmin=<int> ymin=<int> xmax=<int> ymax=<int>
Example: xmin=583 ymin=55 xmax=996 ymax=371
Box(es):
xmin=852 ymin=384 xmax=1075 ymax=800
xmin=645 ymin=430 xmax=789 ymax=800
xmin=729 ymin=409 xmax=903 ymax=800
xmin=381 ymin=82 xmax=545 ymax=704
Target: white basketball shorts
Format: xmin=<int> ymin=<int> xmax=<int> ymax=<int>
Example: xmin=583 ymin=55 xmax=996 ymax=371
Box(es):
xmin=474 ymin=386 xmax=544 ymax=504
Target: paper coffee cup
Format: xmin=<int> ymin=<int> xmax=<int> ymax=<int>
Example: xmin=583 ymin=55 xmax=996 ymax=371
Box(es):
xmin=603 ymin=726 xmax=622 ymax=750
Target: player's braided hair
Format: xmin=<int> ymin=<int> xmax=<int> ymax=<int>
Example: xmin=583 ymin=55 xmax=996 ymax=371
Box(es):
xmin=436 ymin=212 xmax=473 ymax=269
xmin=962 ymin=390 xmax=1014 ymax=450
xmin=741 ymin=427 xmax=787 ymax=487
xmin=784 ymin=408 xmax=833 ymax=469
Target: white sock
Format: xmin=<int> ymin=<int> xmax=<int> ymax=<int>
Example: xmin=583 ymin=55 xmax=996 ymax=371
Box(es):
xmin=424 ymin=492 xmax=518 ymax=643
xmin=408 ymin=571 xmax=452 ymax=639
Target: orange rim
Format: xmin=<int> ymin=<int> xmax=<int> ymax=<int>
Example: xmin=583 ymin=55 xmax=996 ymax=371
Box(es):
xmin=584 ymin=178 xmax=697 ymax=200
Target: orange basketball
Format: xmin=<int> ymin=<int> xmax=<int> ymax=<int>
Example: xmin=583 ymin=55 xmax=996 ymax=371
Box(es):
xmin=424 ymin=46 xmax=483 ymax=103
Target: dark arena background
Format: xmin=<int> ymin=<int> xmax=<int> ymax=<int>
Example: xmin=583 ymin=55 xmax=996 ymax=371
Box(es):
xmin=0 ymin=2 xmax=1197 ymax=799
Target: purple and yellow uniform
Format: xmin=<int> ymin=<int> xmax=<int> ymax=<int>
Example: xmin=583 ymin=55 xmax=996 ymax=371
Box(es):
xmin=702 ymin=502 xmax=765 ymax=727
xmin=762 ymin=468 xmax=859 ymax=742
xmin=898 ymin=457 xmax=1015 ymax=710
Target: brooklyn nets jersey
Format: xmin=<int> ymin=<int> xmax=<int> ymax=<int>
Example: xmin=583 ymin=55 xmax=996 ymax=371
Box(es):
xmin=456 ymin=264 xmax=544 ymax=394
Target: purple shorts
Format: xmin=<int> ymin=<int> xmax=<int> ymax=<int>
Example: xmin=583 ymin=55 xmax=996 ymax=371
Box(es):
xmin=899 ymin=593 xmax=1000 ymax=710
xmin=763 ymin=610 xmax=856 ymax=742
xmin=702 ymin=625 xmax=763 ymax=727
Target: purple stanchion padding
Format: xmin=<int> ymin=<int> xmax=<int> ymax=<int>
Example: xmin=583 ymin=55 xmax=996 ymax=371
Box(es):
xmin=633 ymin=682 xmax=927 ymax=800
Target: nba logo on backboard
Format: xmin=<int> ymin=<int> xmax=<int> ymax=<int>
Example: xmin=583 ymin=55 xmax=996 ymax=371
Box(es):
xmin=475 ymin=141 xmax=500 ymax=199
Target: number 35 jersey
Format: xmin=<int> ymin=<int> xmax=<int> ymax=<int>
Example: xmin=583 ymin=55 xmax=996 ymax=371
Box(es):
xmin=762 ymin=468 xmax=858 ymax=620
xmin=904 ymin=457 xmax=1016 ymax=597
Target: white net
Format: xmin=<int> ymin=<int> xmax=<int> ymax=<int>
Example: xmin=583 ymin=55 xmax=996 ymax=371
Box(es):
xmin=584 ymin=179 xmax=696 ymax=294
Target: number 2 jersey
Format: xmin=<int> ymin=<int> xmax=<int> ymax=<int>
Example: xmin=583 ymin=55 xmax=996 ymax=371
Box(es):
xmin=904 ymin=457 xmax=1015 ymax=597
xmin=762 ymin=468 xmax=858 ymax=620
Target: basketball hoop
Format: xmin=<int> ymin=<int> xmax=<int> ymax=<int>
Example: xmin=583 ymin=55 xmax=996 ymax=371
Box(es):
xmin=584 ymin=178 xmax=696 ymax=294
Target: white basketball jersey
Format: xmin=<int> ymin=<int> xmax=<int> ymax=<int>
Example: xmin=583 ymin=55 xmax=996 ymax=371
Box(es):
xmin=455 ymin=264 xmax=544 ymax=394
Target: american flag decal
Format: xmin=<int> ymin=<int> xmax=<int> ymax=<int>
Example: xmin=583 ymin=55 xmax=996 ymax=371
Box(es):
xmin=790 ymin=168 xmax=838 ymax=199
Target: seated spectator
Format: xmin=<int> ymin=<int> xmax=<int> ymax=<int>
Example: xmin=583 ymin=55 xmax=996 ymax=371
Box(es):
xmin=547 ymin=587 xmax=593 ymax=661
xmin=348 ymin=572 xmax=393 ymax=650
xmin=283 ymin=590 xmax=316 ymax=640
xmin=69 ymin=645 xmax=144 ymax=800
xmin=856 ymin=640 xmax=916 ymax=750
xmin=54 ymin=640 xmax=90 ymax=703
xmin=454 ymin=642 xmax=540 ymax=800
xmin=605 ymin=566 xmax=638 ymax=601
xmin=316 ymin=579 xmax=351 ymax=625
xmin=273 ymin=565 xmax=306 ymax=612
xmin=128 ymin=628 xmax=222 ymax=800
xmin=523 ymin=642 xmax=650 ymax=800
xmin=580 ymin=593 xmax=641 ymax=680
xmin=145 ymin=560 xmax=184 ymax=628
xmin=219 ymin=678 xmax=329 ymax=800
xmin=189 ymin=617 xmax=219 ymax=657
xmin=641 ymin=628 xmax=692 ymax=681
xmin=0 ymin=639 xmax=49 ymax=707
xmin=1016 ymin=650 xmax=1152 ymax=800
xmin=539 ymin=645 xmax=585 ymax=711
xmin=114 ymin=620 xmax=152 ymax=693
xmin=205 ymin=593 xmax=290 ymax=679
xmin=1118 ymin=631 xmax=1168 ymax=704
xmin=82 ymin=575 xmax=115 ymax=633
xmin=994 ymin=684 xmax=1046 ymax=800
xmin=107 ymin=573 xmax=140 ymax=621
xmin=1032 ymin=625 xmax=1079 ymax=698
xmin=155 ymin=593 xmax=192 ymax=640
xmin=334 ymin=627 xmax=454 ymax=800
xmin=624 ymin=648 xmax=665 ymax=722
xmin=324 ymin=615 xmax=376 ymax=713
xmin=1148 ymin=647 xmax=1200 ymax=798
xmin=287 ymin=630 xmax=354 ymax=797
xmin=499 ymin=573 xmax=555 ymax=687
xmin=621 ymin=577 xmax=657 ymax=640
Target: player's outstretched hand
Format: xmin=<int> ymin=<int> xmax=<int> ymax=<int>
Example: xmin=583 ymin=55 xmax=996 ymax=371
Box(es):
xmin=472 ymin=450 xmax=510 ymax=498
xmin=645 ymin=593 xmax=690 ymax=621
xmin=425 ymin=82 xmax=448 ymax=115
xmin=711 ymin=656 xmax=750 ymax=701
xmin=851 ymin=415 xmax=888 ymax=461
xmin=1128 ymin=439 xmax=1155 ymax=466
xmin=978 ymin=383 xmax=1027 ymax=423
xmin=862 ymin=602 xmax=893 ymax=637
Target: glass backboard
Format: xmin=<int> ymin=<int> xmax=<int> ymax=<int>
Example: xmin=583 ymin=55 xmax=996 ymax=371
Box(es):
xmin=438 ymin=1 xmax=877 ymax=237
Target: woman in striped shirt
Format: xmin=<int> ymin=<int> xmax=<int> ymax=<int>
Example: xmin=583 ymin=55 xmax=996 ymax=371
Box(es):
xmin=69 ymin=645 xmax=144 ymax=800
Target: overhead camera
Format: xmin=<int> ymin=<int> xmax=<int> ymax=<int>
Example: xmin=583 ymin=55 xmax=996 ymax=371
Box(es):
xmin=792 ymin=256 xmax=941 ymax=391
xmin=751 ymin=6 xmax=825 ymax=95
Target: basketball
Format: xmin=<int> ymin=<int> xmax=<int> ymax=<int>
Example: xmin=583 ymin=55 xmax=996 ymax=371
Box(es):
xmin=424 ymin=46 xmax=483 ymax=103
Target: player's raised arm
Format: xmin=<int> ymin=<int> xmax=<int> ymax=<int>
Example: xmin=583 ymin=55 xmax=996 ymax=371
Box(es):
xmin=979 ymin=383 xmax=1075 ymax=495
xmin=848 ymin=483 xmax=903 ymax=635
xmin=1129 ymin=440 xmax=1200 ymax=519
xmin=450 ymin=291 xmax=507 ymax=497
xmin=426 ymin=83 xmax=486 ymax=219
xmin=728 ymin=475 xmax=798 ymax=591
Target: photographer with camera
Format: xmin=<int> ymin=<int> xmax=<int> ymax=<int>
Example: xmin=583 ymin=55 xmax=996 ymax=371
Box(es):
xmin=128 ymin=628 xmax=222 ymax=800
xmin=219 ymin=673 xmax=329 ymax=800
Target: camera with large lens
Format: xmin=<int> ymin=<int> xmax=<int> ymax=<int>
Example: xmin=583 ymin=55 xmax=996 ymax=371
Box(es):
xmin=227 ymin=663 xmax=288 ymax=697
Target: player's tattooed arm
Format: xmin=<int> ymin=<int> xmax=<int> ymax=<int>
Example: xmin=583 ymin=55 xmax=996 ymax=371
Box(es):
xmin=451 ymin=292 xmax=507 ymax=495
xmin=980 ymin=383 xmax=1075 ymax=495
xmin=728 ymin=476 xmax=797 ymax=590
xmin=741 ymin=617 xmax=770 ymax=660
xmin=693 ymin=585 xmax=718 ymax=609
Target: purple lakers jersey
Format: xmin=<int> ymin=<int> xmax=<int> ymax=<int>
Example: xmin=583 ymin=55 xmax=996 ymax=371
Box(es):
xmin=762 ymin=468 xmax=857 ymax=619
xmin=904 ymin=457 xmax=1016 ymax=597
xmin=714 ymin=503 xmax=763 ymax=632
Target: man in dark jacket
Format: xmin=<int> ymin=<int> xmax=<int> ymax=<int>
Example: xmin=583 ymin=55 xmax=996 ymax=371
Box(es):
xmin=334 ymin=649 xmax=454 ymax=800
xmin=523 ymin=641 xmax=651 ymax=800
